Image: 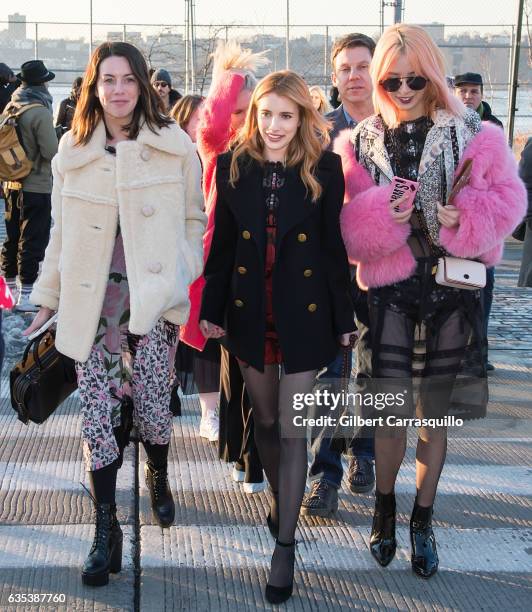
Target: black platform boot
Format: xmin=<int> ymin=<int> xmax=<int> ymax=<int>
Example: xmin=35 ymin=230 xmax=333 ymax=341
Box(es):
xmin=369 ymin=491 xmax=397 ymax=567
xmin=410 ymin=501 xmax=439 ymax=578
xmin=145 ymin=462 xmax=175 ymax=527
xmin=82 ymin=503 xmax=123 ymax=586
xmin=265 ymin=540 xmax=296 ymax=605
xmin=266 ymin=491 xmax=279 ymax=539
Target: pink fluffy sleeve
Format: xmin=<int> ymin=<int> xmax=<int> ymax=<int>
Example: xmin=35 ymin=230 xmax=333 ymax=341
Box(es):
xmin=334 ymin=130 xmax=411 ymax=263
xmin=439 ymin=124 xmax=527 ymax=259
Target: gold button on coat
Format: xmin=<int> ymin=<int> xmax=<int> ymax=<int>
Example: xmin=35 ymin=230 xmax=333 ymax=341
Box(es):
xmin=142 ymin=205 xmax=155 ymax=217
xmin=297 ymin=233 xmax=307 ymax=243
xmin=307 ymin=303 xmax=317 ymax=312
xmin=242 ymin=230 xmax=251 ymax=240
xmin=237 ymin=266 xmax=247 ymax=275
xmin=303 ymin=269 xmax=312 ymax=278
xmin=234 ymin=299 xmax=244 ymax=307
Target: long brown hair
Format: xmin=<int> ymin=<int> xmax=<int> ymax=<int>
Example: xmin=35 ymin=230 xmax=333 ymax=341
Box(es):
xmin=170 ymin=94 xmax=204 ymax=131
xmin=71 ymin=42 xmax=172 ymax=146
xmin=229 ymin=71 xmax=330 ymax=201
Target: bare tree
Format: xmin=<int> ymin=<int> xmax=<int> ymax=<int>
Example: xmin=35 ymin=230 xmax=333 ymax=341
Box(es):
xmin=479 ymin=48 xmax=494 ymax=105
xmin=143 ymin=27 xmax=185 ymax=92
xmin=193 ymin=24 xmax=235 ymax=95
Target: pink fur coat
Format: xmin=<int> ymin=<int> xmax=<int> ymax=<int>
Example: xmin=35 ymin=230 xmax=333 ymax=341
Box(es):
xmin=179 ymin=71 xmax=245 ymax=350
xmin=336 ymin=119 xmax=527 ymax=290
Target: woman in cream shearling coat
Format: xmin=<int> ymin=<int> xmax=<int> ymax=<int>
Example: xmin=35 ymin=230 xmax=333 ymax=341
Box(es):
xmin=30 ymin=118 xmax=205 ymax=362
xmin=24 ymin=42 xmax=206 ymax=587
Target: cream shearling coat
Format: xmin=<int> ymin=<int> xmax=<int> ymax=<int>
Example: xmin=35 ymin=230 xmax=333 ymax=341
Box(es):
xmin=30 ymin=119 xmax=206 ymax=363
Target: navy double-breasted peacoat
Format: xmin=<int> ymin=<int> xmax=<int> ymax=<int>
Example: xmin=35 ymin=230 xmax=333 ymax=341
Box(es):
xmin=199 ymin=150 xmax=355 ymax=374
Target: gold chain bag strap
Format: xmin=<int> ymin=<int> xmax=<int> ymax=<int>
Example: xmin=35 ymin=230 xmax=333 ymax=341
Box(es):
xmin=420 ymin=158 xmax=486 ymax=290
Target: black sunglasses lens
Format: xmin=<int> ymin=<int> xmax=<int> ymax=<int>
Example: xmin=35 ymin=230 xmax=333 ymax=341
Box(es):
xmin=407 ymin=76 xmax=428 ymax=90
xmin=381 ymin=78 xmax=401 ymax=92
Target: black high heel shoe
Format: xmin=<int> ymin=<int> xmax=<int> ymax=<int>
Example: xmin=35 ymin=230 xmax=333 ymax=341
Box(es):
xmin=265 ymin=540 xmax=296 ymax=605
xmin=369 ymin=490 xmax=397 ymax=567
xmin=410 ymin=501 xmax=439 ymax=578
xmin=266 ymin=491 xmax=279 ymax=539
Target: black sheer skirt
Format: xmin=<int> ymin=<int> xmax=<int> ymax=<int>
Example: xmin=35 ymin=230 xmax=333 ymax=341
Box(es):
xmin=175 ymin=339 xmax=221 ymax=395
xmin=367 ymin=256 xmax=487 ymax=421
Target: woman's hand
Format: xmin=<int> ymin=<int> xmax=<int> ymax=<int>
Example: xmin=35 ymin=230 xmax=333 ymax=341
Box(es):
xmin=437 ymin=203 xmax=461 ymax=229
xmin=200 ymin=319 xmax=226 ymax=339
xmin=22 ymin=307 xmax=55 ymax=337
xmin=389 ymin=194 xmax=414 ymax=225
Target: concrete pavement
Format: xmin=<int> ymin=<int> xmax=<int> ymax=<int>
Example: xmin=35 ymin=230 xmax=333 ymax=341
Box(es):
xmin=0 ymin=240 xmax=530 ymax=611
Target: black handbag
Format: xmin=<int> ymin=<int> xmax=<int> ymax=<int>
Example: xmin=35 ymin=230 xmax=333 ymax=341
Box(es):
xmin=10 ymin=329 xmax=78 ymax=424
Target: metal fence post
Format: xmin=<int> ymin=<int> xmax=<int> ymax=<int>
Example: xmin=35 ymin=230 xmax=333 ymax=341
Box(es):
xmin=507 ymin=0 xmax=525 ymax=147
xmin=35 ymin=23 xmax=38 ymax=59
xmin=123 ymin=24 xmax=127 ymax=42
xmin=285 ymin=0 xmax=290 ymax=69
xmin=324 ymin=25 xmax=329 ymax=91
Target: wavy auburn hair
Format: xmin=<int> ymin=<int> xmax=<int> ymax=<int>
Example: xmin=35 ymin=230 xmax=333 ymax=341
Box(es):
xmin=229 ymin=71 xmax=330 ymax=202
xmin=71 ymin=42 xmax=172 ymax=146
xmin=371 ymin=24 xmax=465 ymax=128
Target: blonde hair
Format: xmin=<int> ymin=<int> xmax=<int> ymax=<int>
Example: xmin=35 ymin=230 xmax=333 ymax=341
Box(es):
xmin=371 ymin=24 xmax=465 ymax=128
xmin=229 ymin=71 xmax=330 ymax=202
xmin=170 ymin=94 xmax=203 ymax=130
xmin=309 ymin=86 xmax=331 ymax=114
xmin=210 ymin=40 xmax=269 ymax=93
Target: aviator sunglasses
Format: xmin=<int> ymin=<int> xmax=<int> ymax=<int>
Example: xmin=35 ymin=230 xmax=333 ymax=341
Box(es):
xmin=380 ymin=75 xmax=428 ymax=92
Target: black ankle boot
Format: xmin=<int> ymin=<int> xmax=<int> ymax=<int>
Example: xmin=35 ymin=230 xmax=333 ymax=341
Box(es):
xmin=410 ymin=501 xmax=439 ymax=578
xmin=145 ymin=462 xmax=175 ymax=528
xmin=82 ymin=503 xmax=123 ymax=586
xmin=265 ymin=540 xmax=296 ymax=605
xmin=369 ymin=491 xmax=397 ymax=567
xmin=266 ymin=491 xmax=279 ymax=539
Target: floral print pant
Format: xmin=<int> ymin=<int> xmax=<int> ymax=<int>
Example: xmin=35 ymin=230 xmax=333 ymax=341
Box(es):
xmin=76 ymin=319 xmax=178 ymax=471
xmin=75 ymin=229 xmax=179 ymax=471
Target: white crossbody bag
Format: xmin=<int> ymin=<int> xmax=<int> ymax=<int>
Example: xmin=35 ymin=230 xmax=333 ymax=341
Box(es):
xmin=435 ymin=255 xmax=486 ymax=289
xmin=420 ymin=159 xmax=486 ymax=290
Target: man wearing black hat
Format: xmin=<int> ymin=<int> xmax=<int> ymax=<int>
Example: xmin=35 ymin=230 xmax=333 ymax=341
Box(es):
xmin=150 ymin=68 xmax=181 ymax=113
xmin=1 ymin=60 xmax=58 ymax=311
xmin=454 ymin=72 xmax=502 ymax=372
xmin=0 ymin=63 xmax=20 ymax=114
xmin=454 ymin=72 xmax=503 ymax=128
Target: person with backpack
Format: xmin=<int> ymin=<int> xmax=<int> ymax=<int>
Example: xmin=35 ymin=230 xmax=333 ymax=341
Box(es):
xmin=0 ymin=60 xmax=58 ymax=311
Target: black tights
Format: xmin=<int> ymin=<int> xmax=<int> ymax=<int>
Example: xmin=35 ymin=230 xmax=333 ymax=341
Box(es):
xmin=375 ymin=426 xmax=447 ymax=507
xmin=89 ymin=441 xmax=169 ymax=505
xmin=239 ymin=364 xmax=316 ymax=544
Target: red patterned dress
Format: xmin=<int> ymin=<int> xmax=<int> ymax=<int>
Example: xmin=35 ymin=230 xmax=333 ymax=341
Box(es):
xmin=263 ymin=161 xmax=285 ymax=365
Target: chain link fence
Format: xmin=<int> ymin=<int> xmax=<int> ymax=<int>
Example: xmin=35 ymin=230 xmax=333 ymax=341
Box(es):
xmin=0 ymin=19 xmax=530 ymax=149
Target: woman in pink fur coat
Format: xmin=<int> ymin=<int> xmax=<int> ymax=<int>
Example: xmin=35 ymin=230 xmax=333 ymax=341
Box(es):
xmin=336 ymin=25 xmax=526 ymax=579
xmin=180 ymin=42 xmax=269 ymax=488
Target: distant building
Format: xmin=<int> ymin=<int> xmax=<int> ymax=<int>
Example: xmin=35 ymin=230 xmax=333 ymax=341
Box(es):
xmin=8 ymin=13 xmax=26 ymax=42
xmin=416 ymin=23 xmax=445 ymax=43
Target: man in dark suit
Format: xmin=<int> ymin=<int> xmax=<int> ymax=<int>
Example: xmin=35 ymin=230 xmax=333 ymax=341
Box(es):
xmin=301 ymin=33 xmax=376 ymax=518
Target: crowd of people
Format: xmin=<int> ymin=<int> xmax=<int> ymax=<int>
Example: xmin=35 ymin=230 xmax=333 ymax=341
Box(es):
xmin=0 ymin=21 xmax=530 ymax=605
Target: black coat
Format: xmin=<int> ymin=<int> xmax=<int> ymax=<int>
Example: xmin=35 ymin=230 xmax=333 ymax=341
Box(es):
xmin=55 ymin=95 xmax=77 ymax=134
xmin=481 ymin=101 xmax=503 ymax=128
xmin=200 ymin=150 xmax=355 ymax=374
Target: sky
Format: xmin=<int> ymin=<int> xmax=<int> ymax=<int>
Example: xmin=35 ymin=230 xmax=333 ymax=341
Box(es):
xmin=0 ymin=0 xmax=520 ymax=31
